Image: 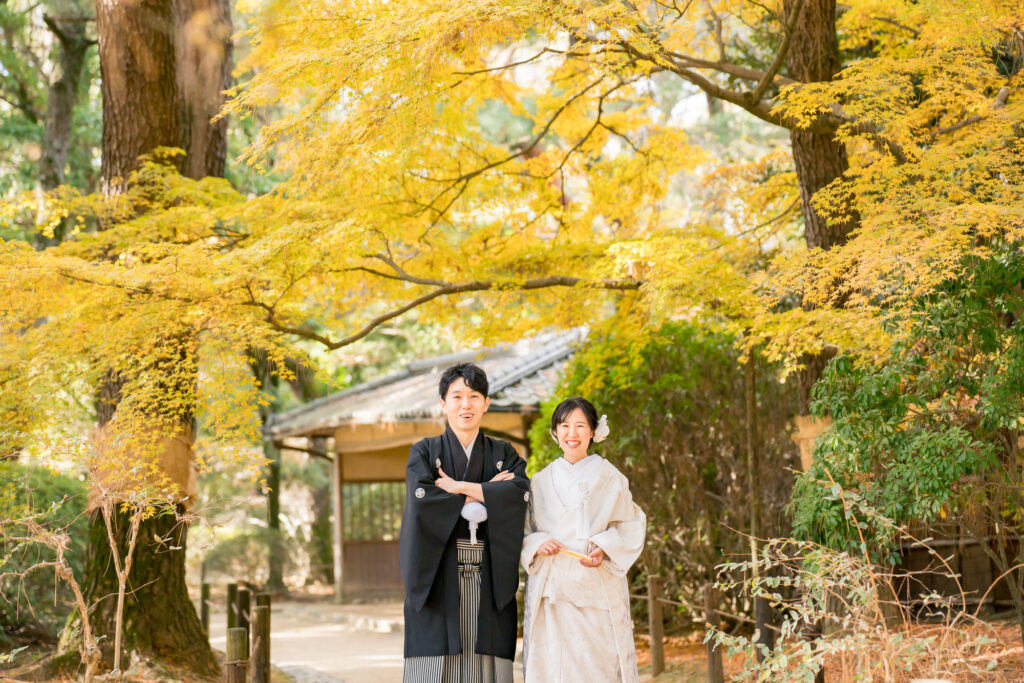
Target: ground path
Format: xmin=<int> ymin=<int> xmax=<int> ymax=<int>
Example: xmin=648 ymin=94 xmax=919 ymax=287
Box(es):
xmin=206 ymin=601 xmax=531 ymax=683
xmin=204 ymin=599 xmax=690 ymax=681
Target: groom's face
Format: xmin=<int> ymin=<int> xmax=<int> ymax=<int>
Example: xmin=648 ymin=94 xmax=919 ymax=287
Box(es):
xmin=441 ymin=377 xmax=489 ymax=433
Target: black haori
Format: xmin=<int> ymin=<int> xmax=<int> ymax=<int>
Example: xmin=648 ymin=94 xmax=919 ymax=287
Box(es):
xmin=399 ymin=427 xmax=529 ymax=666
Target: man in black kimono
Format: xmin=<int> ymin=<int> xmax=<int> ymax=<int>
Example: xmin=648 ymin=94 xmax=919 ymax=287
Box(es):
xmin=399 ymin=363 xmax=530 ymax=682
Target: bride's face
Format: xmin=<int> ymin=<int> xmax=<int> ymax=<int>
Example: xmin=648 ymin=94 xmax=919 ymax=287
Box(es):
xmin=555 ymin=408 xmax=594 ymax=459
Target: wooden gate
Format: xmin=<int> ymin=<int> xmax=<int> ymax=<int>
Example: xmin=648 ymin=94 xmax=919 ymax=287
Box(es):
xmin=342 ymin=481 xmax=404 ymax=598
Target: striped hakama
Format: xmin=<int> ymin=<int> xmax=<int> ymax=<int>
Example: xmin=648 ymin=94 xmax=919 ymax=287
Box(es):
xmin=403 ymin=539 xmax=515 ymax=683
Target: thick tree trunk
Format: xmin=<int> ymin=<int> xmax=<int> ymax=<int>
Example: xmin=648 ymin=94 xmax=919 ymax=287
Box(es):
xmin=173 ymin=0 xmax=232 ymax=180
xmin=86 ymin=358 xmax=212 ymax=673
xmin=784 ymin=0 xmax=855 ymax=251
xmin=96 ymin=0 xmax=179 ymax=191
xmin=82 ymin=506 xmax=218 ymax=675
xmin=80 ymin=0 xmax=232 ymax=675
xmin=96 ymin=0 xmax=231 ymax=188
xmin=784 ymin=0 xmax=856 ymax=412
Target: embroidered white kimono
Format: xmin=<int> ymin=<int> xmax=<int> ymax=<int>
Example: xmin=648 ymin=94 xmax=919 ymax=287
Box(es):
xmin=521 ymin=455 xmax=646 ymax=683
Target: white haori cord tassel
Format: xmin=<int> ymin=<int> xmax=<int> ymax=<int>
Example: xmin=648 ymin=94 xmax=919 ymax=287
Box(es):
xmin=576 ymin=480 xmax=591 ymax=541
xmin=461 ymin=502 xmax=487 ymax=544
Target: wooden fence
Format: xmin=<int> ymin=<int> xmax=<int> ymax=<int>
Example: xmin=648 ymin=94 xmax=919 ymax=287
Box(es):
xmin=200 ymin=582 xmax=273 ymax=683
xmin=636 ymin=577 xmax=731 ymax=681
xmin=637 ymin=579 xmax=799 ymax=682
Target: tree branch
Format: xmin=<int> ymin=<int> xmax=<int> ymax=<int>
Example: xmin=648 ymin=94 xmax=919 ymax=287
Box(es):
xmin=415 ymin=75 xmax=607 ymax=229
xmin=703 ymin=0 xmax=728 ymax=62
xmin=748 ymin=0 xmax=804 ymax=105
xmin=870 ymin=15 xmax=920 ymax=37
xmin=450 ymin=47 xmax=622 ymax=80
xmin=366 ymin=253 xmax=447 ymax=286
xmin=425 ymin=75 xmax=606 ymax=185
xmin=274 ymin=442 xmax=332 ymax=460
xmin=929 ymin=87 xmax=1011 ymax=139
xmin=256 ymin=275 xmax=640 ymax=351
xmin=609 ymin=27 xmax=913 ymax=161
xmin=743 ymin=0 xmax=781 ymax=23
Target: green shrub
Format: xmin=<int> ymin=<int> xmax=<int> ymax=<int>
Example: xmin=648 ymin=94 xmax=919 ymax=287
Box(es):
xmin=790 ymin=247 xmax=1024 ymax=636
xmin=529 ymin=321 xmax=799 ymax=628
xmin=0 ymin=462 xmax=87 ymax=645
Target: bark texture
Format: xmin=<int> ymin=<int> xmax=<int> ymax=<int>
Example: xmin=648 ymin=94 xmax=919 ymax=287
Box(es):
xmin=96 ymin=0 xmax=231 ymax=188
xmin=784 ymin=0 xmax=856 ymax=252
xmin=96 ymin=0 xmax=179 ymax=191
xmin=80 ymin=0 xmax=232 ymax=674
xmin=39 ymin=16 xmax=93 ymax=193
xmin=173 ymin=0 xmax=232 ymax=179
xmin=784 ymin=0 xmax=856 ymax=412
xmin=83 ymin=506 xmax=218 ymax=675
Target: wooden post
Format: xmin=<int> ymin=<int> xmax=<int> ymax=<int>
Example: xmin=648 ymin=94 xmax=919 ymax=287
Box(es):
xmin=331 ymin=445 xmax=345 ymax=604
xmin=226 ymin=583 xmax=238 ymax=630
xmin=647 ymin=575 xmax=665 ymax=677
xmin=251 ymin=605 xmax=271 ymax=683
xmin=200 ymin=582 xmax=210 ymax=635
xmin=704 ymin=584 xmax=724 ymax=683
xmin=265 ymin=438 xmax=285 ymax=592
xmin=225 ymin=627 xmax=248 ymax=683
xmin=256 ymin=593 xmax=271 ymax=673
xmin=237 ymin=588 xmax=251 ymax=644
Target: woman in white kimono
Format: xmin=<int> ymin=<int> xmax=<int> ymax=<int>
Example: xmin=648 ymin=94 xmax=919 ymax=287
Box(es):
xmin=521 ymin=397 xmax=646 ymax=682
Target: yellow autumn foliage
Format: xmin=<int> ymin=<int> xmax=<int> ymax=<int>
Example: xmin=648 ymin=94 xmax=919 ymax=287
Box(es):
xmin=0 ymin=0 xmax=1020 ymax=477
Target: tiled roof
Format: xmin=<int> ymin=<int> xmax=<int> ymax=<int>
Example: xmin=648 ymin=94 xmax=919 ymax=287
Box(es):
xmin=266 ymin=329 xmax=584 ymax=439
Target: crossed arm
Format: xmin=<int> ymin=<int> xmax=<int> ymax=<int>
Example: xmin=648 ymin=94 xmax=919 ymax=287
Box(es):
xmin=434 ymin=466 xmax=513 ymax=502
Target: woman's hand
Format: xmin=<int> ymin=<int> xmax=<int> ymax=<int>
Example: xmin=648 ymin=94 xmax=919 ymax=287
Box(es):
xmin=489 ymin=470 xmax=514 ymax=482
xmin=580 ymin=546 xmax=605 ymax=568
xmin=536 ymin=538 xmax=566 ymax=556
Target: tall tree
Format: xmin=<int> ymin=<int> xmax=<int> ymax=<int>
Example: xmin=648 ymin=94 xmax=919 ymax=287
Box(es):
xmin=0 ymin=1 xmax=98 ymax=244
xmin=221 ymin=0 xmax=999 ymax=362
xmin=79 ymin=0 xmax=231 ymax=673
xmin=783 ymin=0 xmax=853 ymax=412
xmin=38 ymin=13 xmax=94 ymax=195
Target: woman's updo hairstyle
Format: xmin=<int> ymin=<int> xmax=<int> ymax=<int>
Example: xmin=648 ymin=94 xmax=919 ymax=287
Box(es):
xmin=550 ymin=397 xmax=600 ymax=446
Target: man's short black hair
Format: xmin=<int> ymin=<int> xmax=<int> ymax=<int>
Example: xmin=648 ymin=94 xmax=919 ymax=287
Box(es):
xmin=439 ymin=363 xmax=489 ymax=399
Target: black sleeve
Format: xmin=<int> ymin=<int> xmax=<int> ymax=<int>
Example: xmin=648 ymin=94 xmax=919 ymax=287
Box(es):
xmin=399 ymin=440 xmax=463 ymax=612
xmin=481 ymin=442 xmax=530 ymax=610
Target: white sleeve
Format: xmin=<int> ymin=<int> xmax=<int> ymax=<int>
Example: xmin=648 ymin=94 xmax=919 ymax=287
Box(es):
xmin=589 ymin=475 xmax=645 ymax=577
